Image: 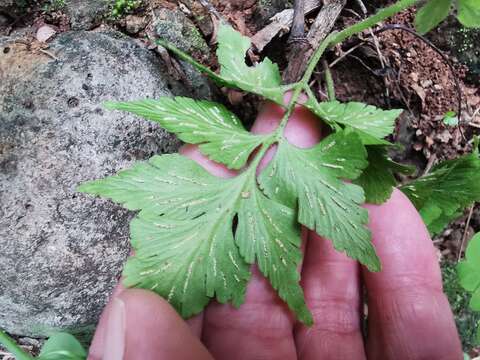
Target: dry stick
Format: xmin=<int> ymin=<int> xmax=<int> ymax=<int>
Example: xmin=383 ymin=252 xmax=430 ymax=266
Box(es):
xmin=289 ymin=0 xmax=305 ymax=42
xmin=197 ymin=0 xmax=225 ymax=22
xmin=284 ymin=0 xmax=307 ymax=83
xmin=283 ymin=0 xmax=347 ymax=83
xmin=251 ymin=0 xmax=322 ymax=52
xmin=458 ymin=204 xmax=475 ymax=262
xmin=351 ymin=1 xmax=390 ymax=99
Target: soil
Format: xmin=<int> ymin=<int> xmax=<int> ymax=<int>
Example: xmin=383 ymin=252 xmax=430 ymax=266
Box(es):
xmin=1 ymin=0 xmax=479 ymax=357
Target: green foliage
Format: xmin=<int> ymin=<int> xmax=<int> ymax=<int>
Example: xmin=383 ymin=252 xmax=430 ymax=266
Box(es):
xmin=38 ymin=333 xmax=87 ymax=360
xmin=305 ymin=100 xmax=402 ymax=145
xmin=457 ymin=233 xmax=480 ymax=344
xmin=442 ymin=262 xmax=480 ymax=351
xmin=110 ymin=0 xmax=141 ymax=18
xmin=457 ymin=0 xmax=480 ymax=28
xmin=42 ymin=0 xmax=65 ymax=12
xmin=215 ymin=25 xmax=285 ymax=104
xmin=354 ymin=146 xmax=414 ymax=204
xmin=79 ymin=22 xmax=402 ymax=323
xmin=157 ymin=25 xmax=289 ymax=105
xmin=414 ymin=0 xmax=480 ymax=34
xmin=400 ymin=147 xmax=480 ymax=235
xmin=414 ymin=0 xmax=452 ymax=35
xmin=78 ymin=8 xmax=473 ymax=324
xmin=443 ymin=111 xmax=459 ymax=126
xmin=104 ymin=98 xmax=269 ymax=170
xmin=79 ymin=153 xmax=313 ymax=324
xmin=0 ymin=331 xmax=86 ymax=360
xmin=258 ymin=131 xmax=381 ymax=271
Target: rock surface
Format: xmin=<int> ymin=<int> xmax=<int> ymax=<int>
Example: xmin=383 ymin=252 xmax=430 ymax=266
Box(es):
xmin=64 ymin=0 xmax=110 ymax=30
xmin=0 ymin=30 xmax=202 ymax=337
xmin=153 ymin=8 xmax=212 ymax=101
xmin=154 ymin=7 xmax=210 ymax=59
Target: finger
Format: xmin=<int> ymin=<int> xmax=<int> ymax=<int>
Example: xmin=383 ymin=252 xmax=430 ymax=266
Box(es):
xmin=88 ymin=283 xmax=125 ymax=360
xmin=201 ymin=99 xmax=324 ymax=360
xmin=100 ymin=289 xmax=213 ymax=360
xmin=363 ymin=189 xmax=462 ymax=359
xmin=294 ymin=231 xmax=366 ymax=360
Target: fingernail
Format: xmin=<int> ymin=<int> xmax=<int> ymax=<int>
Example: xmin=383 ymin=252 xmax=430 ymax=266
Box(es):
xmin=103 ymin=298 xmax=126 ymax=360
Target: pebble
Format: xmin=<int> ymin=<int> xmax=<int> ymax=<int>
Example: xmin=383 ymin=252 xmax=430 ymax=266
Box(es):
xmin=125 ymin=15 xmax=147 ymax=35
xmin=36 ymin=25 xmax=56 ymax=42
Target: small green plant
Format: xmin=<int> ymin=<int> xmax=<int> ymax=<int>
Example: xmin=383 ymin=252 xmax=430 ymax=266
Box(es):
xmin=77 ymin=0 xmax=480 ymax=325
xmin=443 ymin=110 xmax=459 ymax=126
xmin=110 ymin=0 xmax=141 ymax=18
xmin=458 ymin=233 xmax=480 ymax=344
xmin=443 ymin=261 xmax=480 ymax=351
xmin=401 ymin=138 xmax=480 ymax=236
xmin=0 ymin=331 xmax=86 ymax=360
xmin=415 ymin=0 xmax=480 ymax=34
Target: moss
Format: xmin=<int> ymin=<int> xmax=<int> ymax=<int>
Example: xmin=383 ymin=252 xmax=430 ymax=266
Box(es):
xmin=442 ymin=261 xmax=480 ymax=352
xmin=42 ymin=0 xmax=65 ymax=12
xmin=110 ymin=0 xmax=142 ymax=19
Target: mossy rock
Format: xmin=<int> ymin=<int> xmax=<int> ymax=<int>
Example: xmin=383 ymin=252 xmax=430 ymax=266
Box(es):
xmin=154 ymin=8 xmax=209 ymax=60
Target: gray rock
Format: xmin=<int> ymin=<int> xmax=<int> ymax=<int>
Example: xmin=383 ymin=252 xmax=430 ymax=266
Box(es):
xmin=153 ymin=8 xmax=211 ymax=102
xmin=0 ymin=30 xmax=202 ymax=337
xmin=125 ymin=14 xmax=148 ymax=35
xmin=154 ymin=8 xmax=209 ymax=59
xmin=64 ymin=0 xmax=110 ymax=30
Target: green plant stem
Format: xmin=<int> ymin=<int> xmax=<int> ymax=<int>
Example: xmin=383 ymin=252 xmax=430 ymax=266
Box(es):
xmin=323 ymin=60 xmax=335 ymax=101
xmin=0 ymin=330 xmax=34 ymax=360
xmin=156 ymin=39 xmax=227 ymax=85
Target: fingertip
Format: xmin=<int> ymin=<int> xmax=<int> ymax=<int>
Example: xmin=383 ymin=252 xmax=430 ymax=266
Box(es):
xmin=88 ymin=283 xmax=126 ymax=360
xmin=118 ymin=289 xmax=212 ymax=360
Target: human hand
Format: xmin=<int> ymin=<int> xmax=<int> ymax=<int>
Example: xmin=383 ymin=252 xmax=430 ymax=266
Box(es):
xmin=88 ymin=100 xmax=463 ymax=360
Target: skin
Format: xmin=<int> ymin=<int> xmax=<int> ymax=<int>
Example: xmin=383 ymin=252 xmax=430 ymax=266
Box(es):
xmin=88 ymin=100 xmax=463 ymax=360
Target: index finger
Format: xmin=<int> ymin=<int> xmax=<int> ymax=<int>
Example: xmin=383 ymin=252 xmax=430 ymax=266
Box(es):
xmin=363 ymin=189 xmax=462 ymax=359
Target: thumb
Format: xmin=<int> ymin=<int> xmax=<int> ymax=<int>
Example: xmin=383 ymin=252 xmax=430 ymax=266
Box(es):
xmin=91 ymin=289 xmax=213 ymax=360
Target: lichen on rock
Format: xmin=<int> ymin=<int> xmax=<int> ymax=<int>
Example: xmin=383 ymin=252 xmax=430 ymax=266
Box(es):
xmin=0 ymin=30 xmax=200 ymax=337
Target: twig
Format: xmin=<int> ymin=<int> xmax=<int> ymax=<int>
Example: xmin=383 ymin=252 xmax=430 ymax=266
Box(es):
xmin=458 ymin=204 xmax=475 ymax=262
xmin=251 ymin=0 xmax=322 ymax=52
xmin=197 ymin=0 xmax=225 ymax=22
xmin=354 ymin=0 xmax=368 ymax=15
xmin=38 ymin=49 xmax=58 ymax=60
xmin=348 ymin=53 xmax=377 ymax=74
xmin=284 ymin=0 xmax=307 ymax=83
xmin=329 ymin=41 xmax=366 ymax=68
xmin=283 ymin=0 xmax=346 ymax=83
xmin=289 ymin=0 xmax=305 ymax=43
xmin=470 ymin=106 xmax=480 ymax=122
xmin=423 ymin=152 xmax=437 ymax=175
